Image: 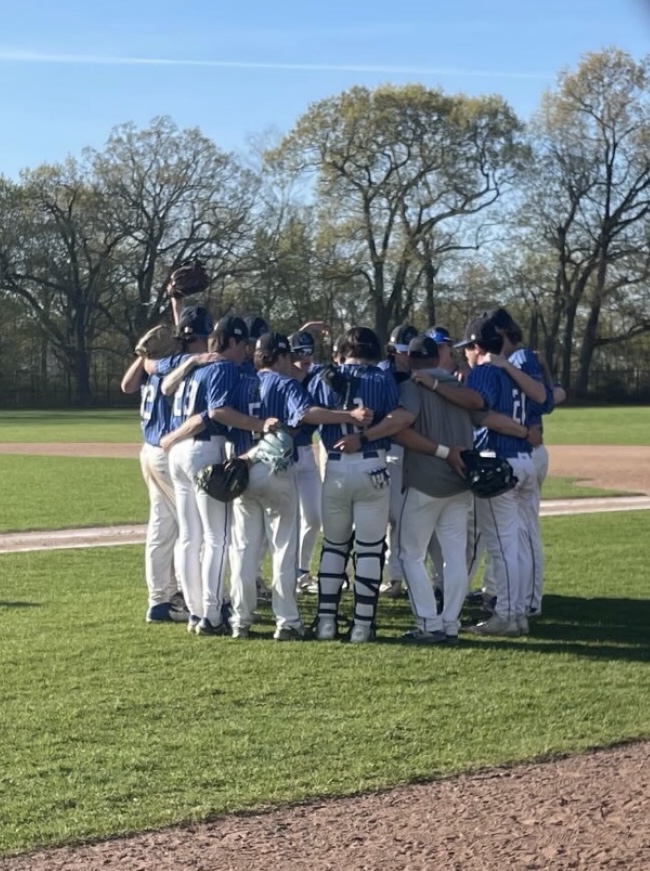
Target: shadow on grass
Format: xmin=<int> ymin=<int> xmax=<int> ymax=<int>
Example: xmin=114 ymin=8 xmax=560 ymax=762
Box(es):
xmin=377 ymin=594 xmax=650 ymax=662
xmin=0 ymin=601 xmax=41 ymax=609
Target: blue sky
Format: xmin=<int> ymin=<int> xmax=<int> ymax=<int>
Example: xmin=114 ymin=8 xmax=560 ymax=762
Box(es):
xmin=1 ymin=0 xmax=649 ymax=178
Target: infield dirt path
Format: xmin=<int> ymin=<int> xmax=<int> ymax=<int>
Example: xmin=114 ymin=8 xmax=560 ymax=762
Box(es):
xmin=1 ymin=441 xmax=648 ymax=870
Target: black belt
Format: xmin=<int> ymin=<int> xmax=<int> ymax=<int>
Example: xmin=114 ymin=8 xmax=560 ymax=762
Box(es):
xmin=328 ymin=450 xmax=379 ymax=461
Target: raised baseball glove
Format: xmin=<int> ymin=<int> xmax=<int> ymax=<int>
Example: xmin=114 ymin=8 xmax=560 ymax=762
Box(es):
xmin=168 ymin=258 xmax=210 ymax=298
xmin=195 ymin=458 xmax=249 ymax=502
xmin=134 ymin=324 xmax=180 ymax=359
xmin=246 ymin=428 xmax=294 ymax=474
xmin=460 ymin=450 xmax=518 ymax=499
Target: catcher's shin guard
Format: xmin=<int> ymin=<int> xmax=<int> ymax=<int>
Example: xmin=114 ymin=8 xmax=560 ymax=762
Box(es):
xmin=353 ymin=536 xmax=385 ymax=626
xmin=317 ymin=534 xmax=354 ymax=617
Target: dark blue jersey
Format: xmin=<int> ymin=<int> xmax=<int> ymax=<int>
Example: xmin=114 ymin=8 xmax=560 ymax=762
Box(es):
xmin=170 ymin=359 xmax=240 ymax=440
xmin=140 ymin=374 xmax=173 ymax=447
xmin=508 ymin=348 xmax=554 ymax=427
xmin=228 ymin=370 xmax=311 ymax=457
xmin=240 ymin=359 xmax=257 ymax=377
xmin=467 ymin=364 xmax=531 ymax=458
xmin=308 ymin=363 xmax=399 ymax=453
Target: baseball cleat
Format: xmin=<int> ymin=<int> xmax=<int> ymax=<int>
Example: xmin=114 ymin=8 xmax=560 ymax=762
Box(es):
xmin=195 ymin=617 xmax=229 ymax=637
xmin=465 ymin=615 xmax=520 ymax=637
xmin=349 ymin=622 xmax=375 ymax=644
xmin=187 ymin=615 xmax=201 ymax=634
xmin=401 ymin=628 xmax=448 ymax=645
xmin=517 ymin=615 xmax=530 ymax=636
xmin=231 ymin=626 xmax=251 ymax=639
xmin=146 ymin=601 xmax=189 ymax=623
xmin=273 ymin=625 xmax=305 ymax=641
xmin=314 ymin=616 xmax=337 ymax=641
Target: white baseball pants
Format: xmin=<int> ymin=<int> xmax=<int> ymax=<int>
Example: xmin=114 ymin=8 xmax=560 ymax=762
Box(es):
xmin=139 ymin=443 xmax=179 ymax=606
xmin=169 ymin=436 xmax=230 ymax=625
xmin=229 ymin=462 xmax=301 ymax=631
xmin=515 ymin=451 xmax=544 ymax=613
xmin=295 ymin=444 xmax=322 ymax=576
xmin=399 ymin=488 xmax=472 ymax=635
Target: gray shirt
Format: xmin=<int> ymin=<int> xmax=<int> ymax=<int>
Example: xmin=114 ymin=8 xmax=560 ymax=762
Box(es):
xmin=399 ymin=368 xmax=474 ymax=498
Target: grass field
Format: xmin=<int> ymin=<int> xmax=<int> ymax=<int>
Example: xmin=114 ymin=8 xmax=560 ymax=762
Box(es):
xmin=0 ymin=405 xmax=648 ymax=446
xmin=542 ymin=405 xmax=650 ymax=445
xmin=0 ymin=456 xmax=146 ymax=532
xmin=1 ymin=511 xmax=649 ymax=855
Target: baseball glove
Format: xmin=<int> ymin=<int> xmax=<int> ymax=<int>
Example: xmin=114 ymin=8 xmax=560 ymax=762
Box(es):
xmin=134 ymin=324 xmax=180 ymax=359
xmin=460 ymin=450 xmax=518 ymax=499
xmin=246 ymin=428 xmax=294 ymax=474
xmin=168 ymin=258 xmax=210 ymax=298
xmin=195 ymin=458 xmax=249 ymax=502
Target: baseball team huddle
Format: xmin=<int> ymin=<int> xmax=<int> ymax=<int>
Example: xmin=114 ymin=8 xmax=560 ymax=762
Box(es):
xmin=121 ymin=262 xmax=566 ymax=645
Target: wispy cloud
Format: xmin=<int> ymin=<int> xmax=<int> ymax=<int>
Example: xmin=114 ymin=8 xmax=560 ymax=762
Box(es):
xmin=0 ymin=49 xmax=552 ymax=80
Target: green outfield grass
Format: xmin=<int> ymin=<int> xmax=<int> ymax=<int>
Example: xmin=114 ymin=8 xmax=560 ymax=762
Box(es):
xmin=540 ymin=476 xmax=635 ymax=500
xmin=0 ymin=457 xmax=147 ymax=532
xmin=542 ymin=405 xmax=650 ymax=445
xmin=0 ymin=409 xmax=141 ymax=443
xmin=1 ymin=511 xmax=649 ymax=855
xmin=0 ymin=406 xmax=648 ymax=446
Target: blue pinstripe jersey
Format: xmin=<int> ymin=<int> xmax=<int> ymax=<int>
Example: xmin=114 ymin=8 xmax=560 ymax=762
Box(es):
xmin=308 ymin=363 xmax=399 ymax=452
xmin=240 ymin=359 xmax=256 ymax=377
xmin=140 ymin=374 xmax=173 ymax=446
xmin=508 ymin=348 xmax=554 ymax=427
xmin=467 ymin=364 xmax=531 ymax=458
xmin=228 ymin=370 xmax=311 ymax=457
xmin=170 ymin=359 xmax=240 ymax=440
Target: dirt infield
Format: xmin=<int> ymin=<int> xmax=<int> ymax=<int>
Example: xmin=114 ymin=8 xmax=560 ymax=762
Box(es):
xmin=3 ymin=742 xmax=649 ymax=871
xmin=2 ymin=440 xmax=649 ymax=869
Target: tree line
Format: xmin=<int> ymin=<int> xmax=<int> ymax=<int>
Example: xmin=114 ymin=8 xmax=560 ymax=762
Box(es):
xmin=1 ymin=47 xmax=649 ymax=406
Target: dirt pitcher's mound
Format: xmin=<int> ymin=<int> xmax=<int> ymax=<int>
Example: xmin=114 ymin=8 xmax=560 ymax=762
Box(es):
xmin=2 ymin=742 xmax=649 ymax=871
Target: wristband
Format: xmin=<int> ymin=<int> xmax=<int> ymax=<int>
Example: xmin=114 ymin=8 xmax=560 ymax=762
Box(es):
xmin=435 ymin=444 xmax=450 ymax=460
xmin=432 ymin=379 xmax=439 ymax=392
xmin=359 ymin=433 xmax=369 ymax=447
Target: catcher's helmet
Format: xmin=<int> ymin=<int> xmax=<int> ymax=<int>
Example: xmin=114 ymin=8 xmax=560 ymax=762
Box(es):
xmin=388 ymin=324 xmax=418 ymax=353
xmin=176 ymin=306 xmax=214 ymax=340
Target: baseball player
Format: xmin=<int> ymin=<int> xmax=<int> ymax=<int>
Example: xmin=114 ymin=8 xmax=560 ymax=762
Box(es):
xmin=159 ymin=314 xmax=275 ymax=636
xmin=482 ymin=308 xmax=560 ymax=617
xmin=289 ymin=330 xmax=323 ymax=593
xmin=120 ymin=348 xmax=190 ymax=623
xmin=227 ymin=331 xmax=372 ymax=639
xmin=425 ymin=326 xmax=456 ymax=374
xmin=308 ymin=327 xmax=401 ymax=643
xmin=378 ymin=324 xmax=419 ymax=600
xmin=454 ymin=314 xmax=539 ymax=636
xmin=241 ymin=316 xmax=270 ymax=377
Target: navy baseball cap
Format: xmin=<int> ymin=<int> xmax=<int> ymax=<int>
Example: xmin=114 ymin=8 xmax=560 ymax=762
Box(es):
xmin=454 ymin=316 xmax=503 ymax=353
xmin=176 ymin=305 xmax=214 ymax=340
xmin=244 ymin=315 xmax=269 ymax=340
xmin=425 ymin=326 xmax=453 ymax=345
xmin=407 ymin=336 xmax=439 ymax=359
xmin=388 ymin=324 xmax=419 ymax=353
xmin=256 ymin=331 xmax=290 ymax=353
xmin=214 ymin=315 xmax=248 ymax=341
xmin=289 ymin=331 xmax=315 ymax=355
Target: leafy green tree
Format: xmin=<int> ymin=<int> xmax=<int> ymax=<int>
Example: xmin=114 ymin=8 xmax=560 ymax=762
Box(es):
xmin=268 ymin=84 xmax=524 ymax=339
